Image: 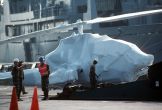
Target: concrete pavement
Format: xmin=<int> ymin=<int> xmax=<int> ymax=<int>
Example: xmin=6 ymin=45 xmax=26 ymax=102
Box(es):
xmin=0 ymin=86 xmax=162 ymax=110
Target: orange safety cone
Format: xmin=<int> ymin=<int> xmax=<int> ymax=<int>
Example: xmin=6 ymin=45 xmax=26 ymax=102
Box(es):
xmin=9 ymin=86 xmax=19 ymax=110
xmin=30 ymin=87 xmax=39 ymax=110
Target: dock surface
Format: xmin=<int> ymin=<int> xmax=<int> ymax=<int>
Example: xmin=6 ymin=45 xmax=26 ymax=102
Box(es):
xmin=0 ymin=85 xmax=162 ymax=110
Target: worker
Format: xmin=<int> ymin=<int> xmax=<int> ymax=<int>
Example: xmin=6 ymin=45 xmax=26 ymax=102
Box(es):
xmin=11 ymin=58 xmax=23 ymax=101
xmin=89 ymin=60 xmax=98 ymax=89
xmin=77 ymin=66 xmax=83 ymax=83
xmin=0 ymin=65 xmax=5 ymax=72
xmin=38 ymin=57 xmax=50 ymax=100
xmin=18 ymin=60 xmax=28 ymax=95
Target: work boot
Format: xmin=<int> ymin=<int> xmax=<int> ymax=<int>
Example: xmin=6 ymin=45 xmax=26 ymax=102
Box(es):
xmin=23 ymin=92 xmax=28 ymax=94
xmin=18 ymin=98 xmax=23 ymax=101
xmin=41 ymin=97 xmax=48 ymax=100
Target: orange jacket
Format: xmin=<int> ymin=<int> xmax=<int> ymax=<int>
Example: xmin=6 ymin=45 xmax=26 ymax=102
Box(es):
xmin=38 ymin=63 xmax=48 ymax=76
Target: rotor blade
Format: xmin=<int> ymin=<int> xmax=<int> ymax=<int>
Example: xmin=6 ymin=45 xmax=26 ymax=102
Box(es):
xmin=0 ymin=22 xmax=83 ymax=45
xmin=86 ymin=9 xmax=162 ymax=24
xmin=0 ymin=9 xmax=162 ymax=45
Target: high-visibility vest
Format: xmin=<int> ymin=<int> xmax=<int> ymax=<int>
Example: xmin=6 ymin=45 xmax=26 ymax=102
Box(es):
xmin=38 ymin=63 xmax=48 ymax=76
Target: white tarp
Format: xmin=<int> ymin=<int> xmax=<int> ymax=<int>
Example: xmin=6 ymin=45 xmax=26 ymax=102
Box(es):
xmin=0 ymin=68 xmax=41 ymax=86
xmin=0 ymin=33 xmax=154 ymax=86
xmin=46 ymin=33 xmax=154 ymax=84
xmin=23 ymin=68 xmax=41 ymax=85
xmin=0 ymin=72 xmax=11 ymax=80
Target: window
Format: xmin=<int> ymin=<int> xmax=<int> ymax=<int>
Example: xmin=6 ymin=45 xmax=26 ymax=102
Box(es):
xmin=5 ymin=25 xmax=22 ymax=36
xmin=9 ymin=0 xmax=29 ymax=13
xmin=77 ymin=5 xmax=87 ymax=13
xmin=96 ymin=0 xmax=128 ymax=27
xmin=5 ymin=26 xmax=9 ymax=36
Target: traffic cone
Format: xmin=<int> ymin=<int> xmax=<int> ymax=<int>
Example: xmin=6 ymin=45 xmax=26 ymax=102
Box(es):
xmin=9 ymin=86 xmax=18 ymax=110
xmin=30 ymin=87 xmax=39 ymax=110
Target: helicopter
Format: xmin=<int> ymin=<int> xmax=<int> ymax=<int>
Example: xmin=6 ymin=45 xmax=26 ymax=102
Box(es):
xmin=0 ymin=9 xmax=162 ymax=88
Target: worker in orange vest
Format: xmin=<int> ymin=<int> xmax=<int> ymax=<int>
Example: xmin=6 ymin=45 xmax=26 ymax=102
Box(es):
xmin=38 ymin=57 xmax=50 ymax=100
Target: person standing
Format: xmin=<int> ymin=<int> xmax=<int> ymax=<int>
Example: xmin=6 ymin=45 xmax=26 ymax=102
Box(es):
xmin=0 ymin=65 xmax=5 ymax=72
xmin=11 ymin=58 xmax=23 ymax=101
xmin=18 ymin=60 xmax=28 ymax=95
xmin=11 ymin=58 xmax=19 ymax=87
xmin=89 ymin=60 xmax=98 ymax=89
xmin=38 ymin=57 xmax=50 ymax=100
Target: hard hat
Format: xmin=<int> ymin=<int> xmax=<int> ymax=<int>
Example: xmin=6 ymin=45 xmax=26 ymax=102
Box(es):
xmin=39 ymin=57 xmax=44 ymax=62
xmin=93 ymin=60 xmax=97 ymax=64
xmin=13 ymin=58 xmax=19 ymax=62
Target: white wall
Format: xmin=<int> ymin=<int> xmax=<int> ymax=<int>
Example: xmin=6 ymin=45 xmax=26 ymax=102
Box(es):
xmin=10 ymin=11 xmax=34 ymax=21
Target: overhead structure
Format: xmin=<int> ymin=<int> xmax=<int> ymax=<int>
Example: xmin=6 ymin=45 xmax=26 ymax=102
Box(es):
xmin=0 ymin=9 xmax=162 ymax=45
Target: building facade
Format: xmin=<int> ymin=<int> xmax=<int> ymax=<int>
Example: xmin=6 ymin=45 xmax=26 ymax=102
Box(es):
xmin=0 ymin=0 xmax=162 ymax=63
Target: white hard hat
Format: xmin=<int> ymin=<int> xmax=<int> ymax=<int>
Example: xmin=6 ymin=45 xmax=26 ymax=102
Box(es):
xmin=13 ymin=58 xmax=19 ymax=62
